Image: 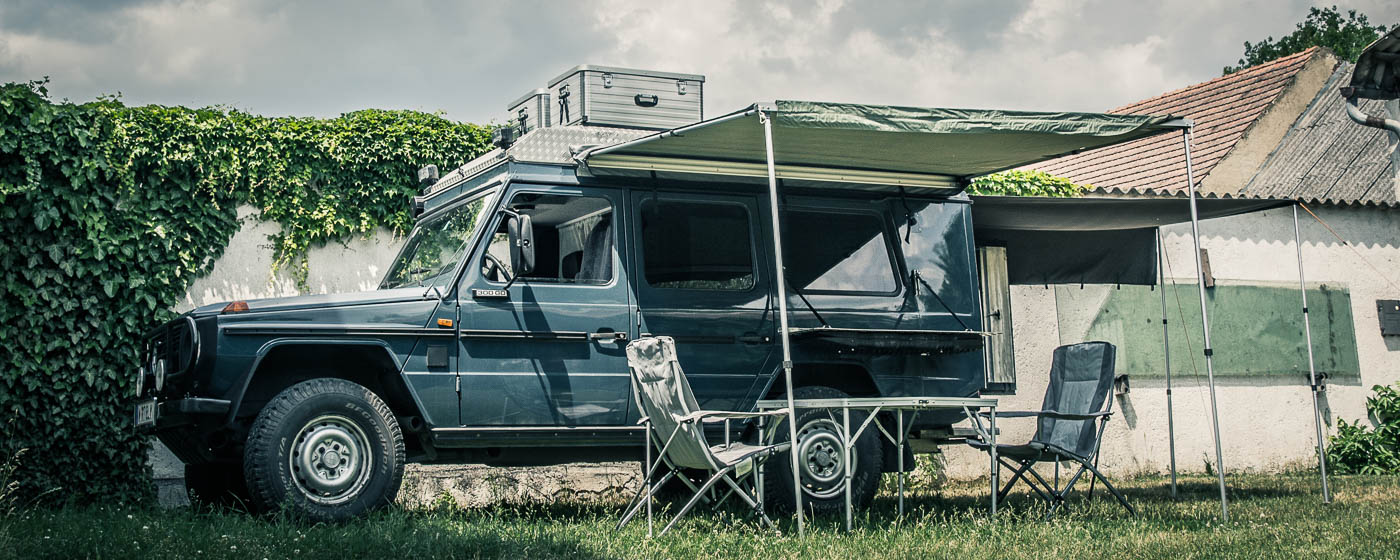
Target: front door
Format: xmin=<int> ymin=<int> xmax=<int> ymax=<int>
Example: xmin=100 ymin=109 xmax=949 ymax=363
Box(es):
xmin=458 ymin=186 xmax=633 ymax=426
xmin=629 ymin=190 xmax=775 ymax=411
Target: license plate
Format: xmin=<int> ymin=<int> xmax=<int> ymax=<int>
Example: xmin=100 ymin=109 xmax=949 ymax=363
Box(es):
xmin=134 ymin=400 xmax=157 ymax=429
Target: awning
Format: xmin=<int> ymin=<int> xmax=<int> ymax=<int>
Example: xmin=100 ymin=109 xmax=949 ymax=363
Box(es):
xmin=972 ymin=195 xmax=1294 ymax=285
xmin=579 ymin=101 xmax=1188 ymax=194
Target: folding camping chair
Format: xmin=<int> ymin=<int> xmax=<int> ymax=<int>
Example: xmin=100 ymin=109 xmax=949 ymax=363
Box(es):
xmin=617 ymin=336 xmax=792 ymax=536
xmin=968 ymin=341 xmax=1135 ymax=518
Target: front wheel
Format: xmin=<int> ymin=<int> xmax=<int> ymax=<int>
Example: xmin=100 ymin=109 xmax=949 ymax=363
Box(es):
xmin=243 ymin=378 xmax=404 ymax=521
xmin=764 ymin=386 xmax=883 ymax=513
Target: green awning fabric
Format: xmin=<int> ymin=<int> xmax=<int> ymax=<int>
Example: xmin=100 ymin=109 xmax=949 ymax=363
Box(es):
xmin=581 ymin=100 xmax=1185 ymax=193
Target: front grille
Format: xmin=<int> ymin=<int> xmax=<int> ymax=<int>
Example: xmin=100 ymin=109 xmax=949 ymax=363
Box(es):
xmin=139 ymin=316 xmax=200 ymax=396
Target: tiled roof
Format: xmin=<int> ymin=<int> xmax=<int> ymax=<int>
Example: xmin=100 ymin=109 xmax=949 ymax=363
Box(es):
xmin=1241 ymin=63 xmax=1397 ymax=207
xmin=1033 ymin=48 xmax=1322 ymax=194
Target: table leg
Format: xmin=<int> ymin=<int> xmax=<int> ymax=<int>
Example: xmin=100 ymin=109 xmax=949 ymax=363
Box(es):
xmin=844 ymin=405 xmax=852 ymax=532
xmin=990 ymin=406 xmax=998 ymax=517
xmin=757 ymin=415 xmax=765 ymax=518
xmin=897 ymin=410 xmax=905 ymax=519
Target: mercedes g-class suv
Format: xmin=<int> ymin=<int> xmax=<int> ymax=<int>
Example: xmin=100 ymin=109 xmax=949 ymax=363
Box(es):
xmin=134 ymin=69 xmax=993 ymax=521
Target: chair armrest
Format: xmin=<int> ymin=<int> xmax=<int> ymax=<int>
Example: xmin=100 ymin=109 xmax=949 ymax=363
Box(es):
xmin=978 ymin=410 xmax=1111 ymax=420
xmin=1040 ymin=410 xmax=1111 ymax=420
xmin=979 ymin=411 xmax=1040 ymax=418
xmin=681 ymin=409 xmax=791 ymax=424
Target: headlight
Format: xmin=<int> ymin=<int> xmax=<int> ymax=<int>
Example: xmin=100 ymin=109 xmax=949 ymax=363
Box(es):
xmin=135 ymin=365 xmax=145 ymax=397
xmin=153 ymin=358 xmax=166 ymax=393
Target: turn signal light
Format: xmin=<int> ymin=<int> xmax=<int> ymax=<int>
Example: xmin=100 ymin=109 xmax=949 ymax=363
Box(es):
xmin=222 ymin=300 xmax=249 ymax=314
xmin=437 ymin=318 xmax=454 ymax=328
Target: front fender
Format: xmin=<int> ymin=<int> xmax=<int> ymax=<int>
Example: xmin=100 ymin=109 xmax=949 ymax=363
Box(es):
xmin=223 ymin=338 xmax=419 ymax=425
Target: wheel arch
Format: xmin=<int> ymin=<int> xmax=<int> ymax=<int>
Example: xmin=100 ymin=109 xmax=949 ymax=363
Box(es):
xmin=760 ymin=360 xmax=881 ymax=400
xmin=227 ymin=339 xmax=426 ymax=427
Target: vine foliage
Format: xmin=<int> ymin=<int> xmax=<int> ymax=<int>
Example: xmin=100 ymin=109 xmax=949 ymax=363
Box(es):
xmin=967 ymin=169 xmax=1089 ymax=197
xmin=0 ymin=80 xmax=490 ymax=504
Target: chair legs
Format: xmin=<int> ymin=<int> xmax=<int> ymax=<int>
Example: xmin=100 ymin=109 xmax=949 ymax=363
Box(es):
xmin=619 ymin=463 xmax=774 ymax=537
xmin=995 ymin=455 xmax=1134 ymax=519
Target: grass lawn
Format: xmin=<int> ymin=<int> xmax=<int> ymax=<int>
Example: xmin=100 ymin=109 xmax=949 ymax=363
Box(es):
xmin=1 ymin=472 xmax=1397 ymax=559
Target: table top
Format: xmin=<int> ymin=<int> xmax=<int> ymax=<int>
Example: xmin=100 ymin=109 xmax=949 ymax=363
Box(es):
xmin=755 ymin=396 xmax=998 ymax=410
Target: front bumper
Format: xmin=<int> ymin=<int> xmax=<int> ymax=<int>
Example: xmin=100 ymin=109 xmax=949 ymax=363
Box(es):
xmin=134 ymin=397 xmax=232 ymax=432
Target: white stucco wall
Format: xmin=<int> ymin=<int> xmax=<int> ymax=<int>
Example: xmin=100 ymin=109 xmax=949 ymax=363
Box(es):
xmin=944 ymin=204 xmax=1400 ymax=478
xmin=177 ymin=206 xmax=402 ymax=312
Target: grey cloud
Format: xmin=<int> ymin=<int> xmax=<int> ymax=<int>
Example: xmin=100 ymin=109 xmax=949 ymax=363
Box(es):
xmin=2 ymin=0 xmax=1399 ymax=126
xmin=0 ymin=0 xmax=159 ymax=43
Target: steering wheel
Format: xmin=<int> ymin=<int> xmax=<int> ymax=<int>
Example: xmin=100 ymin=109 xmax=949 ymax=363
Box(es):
xmin=481 ymin=253 xmax=507 ymax=282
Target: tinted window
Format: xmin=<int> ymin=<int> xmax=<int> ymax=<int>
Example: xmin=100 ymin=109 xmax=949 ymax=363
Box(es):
xmin=784 ymin=211 xmax=898 ymax=293
xmin=641 ymin=200 xmax=755 ymax=290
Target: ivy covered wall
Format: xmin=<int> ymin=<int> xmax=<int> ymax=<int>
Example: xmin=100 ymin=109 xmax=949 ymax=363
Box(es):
xmin=0 ymin=81 xmax=491 ymax=504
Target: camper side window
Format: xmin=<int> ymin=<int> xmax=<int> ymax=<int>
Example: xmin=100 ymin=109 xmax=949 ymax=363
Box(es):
xmin=640 ymin=200 xmax=755 ymax=291
xmin=783 ymin=210 xmax=899 ymax=294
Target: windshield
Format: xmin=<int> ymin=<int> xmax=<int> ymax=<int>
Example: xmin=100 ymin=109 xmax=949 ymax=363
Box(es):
xmin=380 ymin=189 xmax=497 ymax=290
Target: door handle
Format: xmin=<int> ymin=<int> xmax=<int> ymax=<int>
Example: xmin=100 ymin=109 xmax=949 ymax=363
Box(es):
xmin=737 ymin=333 xmax=771 ymax=344
xmin=589 ymin=330 xmax=629 ymax=343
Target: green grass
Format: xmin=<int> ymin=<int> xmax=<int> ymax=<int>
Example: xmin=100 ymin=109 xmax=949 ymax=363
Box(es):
xmin=1 ymin=473 xmax=1397 ymax=559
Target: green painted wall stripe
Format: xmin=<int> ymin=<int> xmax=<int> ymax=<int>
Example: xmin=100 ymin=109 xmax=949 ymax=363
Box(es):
xmin=1055 ymin=281 xmax=1360 ymax=379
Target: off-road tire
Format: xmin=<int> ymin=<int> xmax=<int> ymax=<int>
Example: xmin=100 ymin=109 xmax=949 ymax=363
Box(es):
xmin=243 ymin=378 xmax=404 ymax=521
xmin=764 ymin=385 xmax=884 ymax=513
xmin=185 ymin=461 xmax=254 ymax=510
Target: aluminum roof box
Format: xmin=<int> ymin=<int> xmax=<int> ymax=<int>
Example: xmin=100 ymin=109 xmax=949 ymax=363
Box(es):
xmin=507 ymin=88 xmax=551 ymax=134
xmin=546 ymin=65 xmax=705 ymax=130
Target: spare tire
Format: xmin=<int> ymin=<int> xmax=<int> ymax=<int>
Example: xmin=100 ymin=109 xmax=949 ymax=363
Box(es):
xmin=763 ymin=385 xmax=883 ymax=513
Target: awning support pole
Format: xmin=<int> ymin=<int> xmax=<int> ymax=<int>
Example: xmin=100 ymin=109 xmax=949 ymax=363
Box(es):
xmin=761 ymin=110 xmax=804 ymax=535
xmin=1183 ymin=128 xmax=1230 ymax=522
xmin=1156 ymin=229 xmax=1178 ymax=499
xmin=1292 ymin=204 xmax=1332 ymax=504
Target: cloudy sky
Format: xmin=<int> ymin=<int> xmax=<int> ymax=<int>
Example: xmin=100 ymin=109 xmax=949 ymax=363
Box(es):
xmin=2 ymin=0 xmax=1398 ymax=125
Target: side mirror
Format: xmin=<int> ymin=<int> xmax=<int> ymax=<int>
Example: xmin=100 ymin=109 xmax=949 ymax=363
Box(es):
xmin=507 ymin=213 xmax=535 ymax=276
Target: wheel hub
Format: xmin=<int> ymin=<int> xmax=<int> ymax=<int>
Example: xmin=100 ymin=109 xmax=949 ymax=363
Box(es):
xmin=795 ymin=419 xmax=853 ymax=499
xmin=290 ymin=414 xmax=373 ymax=505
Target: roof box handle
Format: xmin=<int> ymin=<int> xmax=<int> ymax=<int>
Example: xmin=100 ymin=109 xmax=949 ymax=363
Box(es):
xmin=634 ymin=94 xmax=659 ymax=107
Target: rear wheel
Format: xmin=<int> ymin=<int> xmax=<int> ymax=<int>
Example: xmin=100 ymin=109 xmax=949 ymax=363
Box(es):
xmin=764 ymin=386 xmax=883 ymax=513
xmin=243 ymin=378 xmax=404 ymax=521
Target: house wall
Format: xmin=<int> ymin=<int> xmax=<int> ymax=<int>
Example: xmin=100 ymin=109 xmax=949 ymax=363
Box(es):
xmin=944 ymin=204 xmax=1400 ymax=479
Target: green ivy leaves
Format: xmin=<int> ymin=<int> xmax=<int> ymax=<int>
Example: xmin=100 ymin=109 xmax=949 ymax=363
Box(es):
xmin=0 ymin=80 xmax=491 ymax=505
xmin=1328 ymin=383 xmax=1400 ymax=475
xmin=966 ymin=169 xmax=1090 ymax=198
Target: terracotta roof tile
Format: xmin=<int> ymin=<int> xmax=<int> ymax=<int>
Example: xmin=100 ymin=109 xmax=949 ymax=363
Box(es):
xmin=1032 ymin=47 xmax=1321 ymax=193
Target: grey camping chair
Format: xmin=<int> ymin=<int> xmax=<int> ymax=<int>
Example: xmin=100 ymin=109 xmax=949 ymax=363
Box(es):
xmin=617 ymin=336 xmax=792 ymax=536
xmin=968 ymin=341 xmax=1135 ymax=518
